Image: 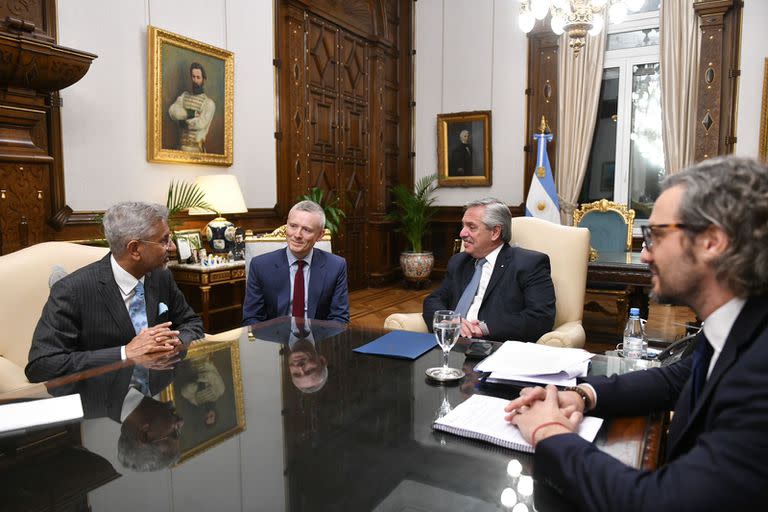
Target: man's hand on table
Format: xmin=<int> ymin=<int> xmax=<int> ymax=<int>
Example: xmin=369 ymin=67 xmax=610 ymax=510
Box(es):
xmin=504 ymin=384 xmax=585 ymax=446
xmin=125 ymin=322 xmax=181 ymax=358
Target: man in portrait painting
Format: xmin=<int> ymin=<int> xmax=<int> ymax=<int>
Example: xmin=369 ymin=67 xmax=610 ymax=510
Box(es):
xmin=168 ymin=62 xmax=216 ymax=152
xmin=449 ymin=128 xmax=474 ymax=176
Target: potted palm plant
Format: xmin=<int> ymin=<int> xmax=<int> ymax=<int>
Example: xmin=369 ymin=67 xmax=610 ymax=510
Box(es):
xmin=388 ymin=173 xmax=438 ymax=283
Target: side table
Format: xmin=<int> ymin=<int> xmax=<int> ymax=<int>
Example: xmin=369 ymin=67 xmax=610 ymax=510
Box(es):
xmin=168 ymin=261 xmax=246 ymax=333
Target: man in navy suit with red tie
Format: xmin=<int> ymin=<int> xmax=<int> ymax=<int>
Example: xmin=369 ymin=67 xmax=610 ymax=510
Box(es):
xmin=242 ymin=200 xmax=349 ymax=325
xmin=505 ymin=156 xmax=768 ymax=511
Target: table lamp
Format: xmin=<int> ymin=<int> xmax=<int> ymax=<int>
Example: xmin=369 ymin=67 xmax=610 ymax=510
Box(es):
xmin=190 ymin=174 xmax=248 ymax=254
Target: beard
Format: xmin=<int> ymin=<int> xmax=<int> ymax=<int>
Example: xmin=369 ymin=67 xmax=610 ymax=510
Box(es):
xmin=648 ymin=243 xmax=700 ymax=308
xmin=192 ymin=84 xmax=205 ymax=94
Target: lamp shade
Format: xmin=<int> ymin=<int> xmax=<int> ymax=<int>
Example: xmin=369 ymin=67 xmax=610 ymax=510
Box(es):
xmin=189 ymin=174 xmax=248 ymax=215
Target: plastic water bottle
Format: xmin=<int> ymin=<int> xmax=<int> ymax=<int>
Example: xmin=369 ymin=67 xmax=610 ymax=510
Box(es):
xmin=623 ymin=308 xmax=645 ymax=359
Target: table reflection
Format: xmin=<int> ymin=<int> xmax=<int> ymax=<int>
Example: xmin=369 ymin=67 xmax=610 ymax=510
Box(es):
xmin=1 ymin=318 xmax=661 ymax=512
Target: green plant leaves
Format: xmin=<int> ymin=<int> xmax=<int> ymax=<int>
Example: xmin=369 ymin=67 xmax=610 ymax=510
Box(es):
xmin=298 ymin=187 xmax=346 ymax=236
xmin=387 ymin=173 xmax=438 ymax=253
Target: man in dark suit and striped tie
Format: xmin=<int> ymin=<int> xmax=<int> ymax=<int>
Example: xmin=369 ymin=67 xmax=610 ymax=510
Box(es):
xmin=25 ymin=202 xmax=204 ymax=382
xmin=504 ymin=156 xmax=768 ymax=511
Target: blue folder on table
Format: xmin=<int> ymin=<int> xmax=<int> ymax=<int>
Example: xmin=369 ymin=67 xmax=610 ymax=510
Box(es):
xmin=354 ymin=330 xmax=437 ymax=360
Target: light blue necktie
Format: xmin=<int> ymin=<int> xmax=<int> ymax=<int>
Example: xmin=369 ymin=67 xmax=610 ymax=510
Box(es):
xmin=128 ymin=281 xmax=150 ymax=395
xmin=455 ymin=258 xmax=487 ymax=318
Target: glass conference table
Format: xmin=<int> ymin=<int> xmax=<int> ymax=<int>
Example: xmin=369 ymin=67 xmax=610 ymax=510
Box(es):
xmin=0 ymin=318 xmax=664 ymax=512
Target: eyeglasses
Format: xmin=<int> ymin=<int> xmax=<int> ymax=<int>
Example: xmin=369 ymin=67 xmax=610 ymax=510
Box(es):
xmin=640 ymin=224 xmax=690 ymax=250
xmin=135 ymin=236 xmax=174 ymax=249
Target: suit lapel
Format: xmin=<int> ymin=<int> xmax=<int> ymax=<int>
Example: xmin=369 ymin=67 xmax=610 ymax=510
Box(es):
xmin=307 ymin=250 xmax=325 ymax=319
xmin=481 ymin=244 xmax=510 ymax=305
xmin=144 ymin=271 xmax=159 ymax=327
xmin=276 ymin=251 xmax=291 ymax=316
xmin=96 ymin=255 xmax=136 ymax=336
xmin=668 ymin=297 xmax=768 ymax=455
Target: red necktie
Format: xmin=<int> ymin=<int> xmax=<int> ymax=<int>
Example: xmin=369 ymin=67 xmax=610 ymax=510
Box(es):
xmin=292 ymin=259 xmax=305 ymax=318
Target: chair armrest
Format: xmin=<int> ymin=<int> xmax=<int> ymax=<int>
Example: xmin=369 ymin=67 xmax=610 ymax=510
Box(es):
xmin=383 ymin=313 xmax=429 ymax=333
xmin=536 ymin=321 xmax=586 ymax=349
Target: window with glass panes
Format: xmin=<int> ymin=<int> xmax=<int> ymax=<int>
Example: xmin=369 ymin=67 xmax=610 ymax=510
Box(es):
xmin=578 ymin=1 xmax=663 ymax=221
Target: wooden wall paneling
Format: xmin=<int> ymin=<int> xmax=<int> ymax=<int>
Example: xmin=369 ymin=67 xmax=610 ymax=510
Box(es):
xmin=524 ymin=29 xmax=559 ymax=199
xmin=277 ymin=0 xmax=412 ymax=289
xmin=693 ymin=0 xmax=742 ymax=161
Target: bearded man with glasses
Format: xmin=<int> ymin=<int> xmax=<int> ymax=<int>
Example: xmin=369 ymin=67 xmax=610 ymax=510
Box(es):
xmin=26 ymin=202 xmax=204 ymax=381
xmin=504 ymin=156 xmax=768 ymax=511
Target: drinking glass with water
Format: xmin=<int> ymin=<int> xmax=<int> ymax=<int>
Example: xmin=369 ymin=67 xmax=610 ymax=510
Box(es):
xmin=433 ymin=310 xmax=462 ymax=378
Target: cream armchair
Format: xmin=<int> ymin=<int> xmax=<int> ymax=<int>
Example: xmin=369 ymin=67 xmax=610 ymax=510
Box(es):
xmin=0 ymin=242 xmax=109 ymax=393
xmin=384 ymin=217 xmax=590 ymax=348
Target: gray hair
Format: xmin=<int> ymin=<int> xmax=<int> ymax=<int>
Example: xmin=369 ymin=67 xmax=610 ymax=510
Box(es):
xmin=464 ymin=197 xmax=512 ymax=243
xmin=662 ymin=156 xmax=768 ymax=297
xmin=117 ymin=425 xmax=180 ymax=472
xmin=103 ymin=202 xmax=169 ymax=257
xmin=289 ymin=200 xmax=326 ymax=232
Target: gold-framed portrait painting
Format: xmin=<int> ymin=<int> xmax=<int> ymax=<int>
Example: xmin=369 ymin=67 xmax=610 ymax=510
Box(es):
xmin=760 ymin=58 xmax=768 ymax=162
xmin=147 ymin=26 xmax=234 ymax=166
xmin=437 ymin=110 xmax=492 ymax=187
xmin=161 ymin=339 xmax=245 ymax=465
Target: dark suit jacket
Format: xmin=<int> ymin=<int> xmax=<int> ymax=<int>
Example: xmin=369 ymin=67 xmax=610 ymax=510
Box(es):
xmin=423 ymin=244 xmax=556 ymax=342
xmin=242 ymin=248 xmax=350 ymax=325
xmin=535 ymin=295 xmax=768 ymax=511
xmin=25 ymin=254 xmax=204 ymax=382
xmin=450 ymin=143 xmax=474 ymax=176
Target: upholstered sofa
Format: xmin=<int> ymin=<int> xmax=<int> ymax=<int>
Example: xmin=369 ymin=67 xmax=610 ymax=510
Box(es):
xmin=384 ymin=217 xmax=590 ymax=348
xmin=0 ymin=242 xmax=109 ymax=393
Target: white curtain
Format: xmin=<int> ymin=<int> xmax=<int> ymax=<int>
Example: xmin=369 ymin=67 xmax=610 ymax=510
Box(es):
xmin=660 ymin=0 xmax=700 ymax=174
xmin=555 ymin=29 xmax=607 ymax=225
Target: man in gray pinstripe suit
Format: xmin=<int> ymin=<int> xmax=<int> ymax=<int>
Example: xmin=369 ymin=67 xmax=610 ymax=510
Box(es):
xmin=25 ymin=202 xmax=204 ymax=382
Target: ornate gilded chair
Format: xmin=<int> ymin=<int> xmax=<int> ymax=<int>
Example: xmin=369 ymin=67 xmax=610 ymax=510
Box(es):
xmin=573 ymin=199 xmax=636 ymax=341
xmin=244 ymin=225 xmax=332 ymax=277
xmin=573 ymin=199 xmax=635 ymax=259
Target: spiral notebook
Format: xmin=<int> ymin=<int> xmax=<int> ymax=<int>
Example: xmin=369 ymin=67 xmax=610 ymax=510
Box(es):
xmin=433 ymin=394 xmax=603 ymax=453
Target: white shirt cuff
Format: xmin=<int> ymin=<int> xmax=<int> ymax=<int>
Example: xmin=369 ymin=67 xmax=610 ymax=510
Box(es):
xmin=121 ymin=345 xmax=127 ymax=360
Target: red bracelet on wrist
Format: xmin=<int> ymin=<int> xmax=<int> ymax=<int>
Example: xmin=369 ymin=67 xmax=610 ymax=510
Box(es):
xmin=531 ymin=421 xmax=571 ymax=448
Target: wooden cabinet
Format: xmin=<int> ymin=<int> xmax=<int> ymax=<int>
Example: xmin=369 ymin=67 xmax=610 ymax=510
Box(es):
xmin=168 ymin=261 xmax=246 ymax=334
xmin=0 ymin=0 xmax=96 ymax=255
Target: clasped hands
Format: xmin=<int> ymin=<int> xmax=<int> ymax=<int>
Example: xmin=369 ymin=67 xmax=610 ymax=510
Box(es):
xmin=125 ymin=321 xmax=181 ymax=359
xmin=460 ymin=318 xmax=486 ymax=338
xmin=504 ymin=384 xmax=586 ymax=447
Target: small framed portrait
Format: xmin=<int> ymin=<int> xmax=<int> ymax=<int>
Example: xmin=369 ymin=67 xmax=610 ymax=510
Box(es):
xmin=174 ymin=229 xmax=202 ymax=264
xmin=147 ymin=26 xmax=234 ymax=166
xmin=437 ymin=110 xmax=492 ymax=187
xmin=161 ymin=339 xmax=245 ymax=465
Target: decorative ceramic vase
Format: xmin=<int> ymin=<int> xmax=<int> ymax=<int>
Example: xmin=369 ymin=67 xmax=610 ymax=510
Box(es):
xmin=205 ymin=217 xmax=237 ymax=254
xmin=400 ymin=251 xmax=434 ymax=282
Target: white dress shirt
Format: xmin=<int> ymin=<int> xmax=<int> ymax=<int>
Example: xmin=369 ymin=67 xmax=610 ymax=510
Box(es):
xmin=110 ymin=255 xmax=145 ymax=360
xmin=287 ymin=247 xmax=314 ymax=317
xmin=466 ymin=244 xmax=503 ymax=322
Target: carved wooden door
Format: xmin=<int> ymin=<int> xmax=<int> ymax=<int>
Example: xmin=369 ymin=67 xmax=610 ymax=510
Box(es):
xmin=303 ymin=16 xmax=369 ymax=290
xmin=0 ymin=164 xmax=50 ymax=255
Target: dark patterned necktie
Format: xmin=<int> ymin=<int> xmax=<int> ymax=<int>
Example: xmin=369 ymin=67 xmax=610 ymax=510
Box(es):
xmin=690 ymin=333 xmax=713 ymax=409
xmin=292 ymin=259 xmax=306 ymax=318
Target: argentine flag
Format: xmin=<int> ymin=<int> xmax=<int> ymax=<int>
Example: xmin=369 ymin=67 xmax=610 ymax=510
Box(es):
xmin=525 ymin=130 xmax=561 ymax=224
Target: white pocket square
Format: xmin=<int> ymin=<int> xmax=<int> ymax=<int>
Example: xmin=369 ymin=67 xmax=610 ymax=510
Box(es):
xmin=158 ymin=302 xmax=169 ymax=315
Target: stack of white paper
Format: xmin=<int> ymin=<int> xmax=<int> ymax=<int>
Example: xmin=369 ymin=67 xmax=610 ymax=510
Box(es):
xmin=474 ymin=341 xmax=594 ymax=387
xmin=0 ymin=394 xmax=83 ymax=436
